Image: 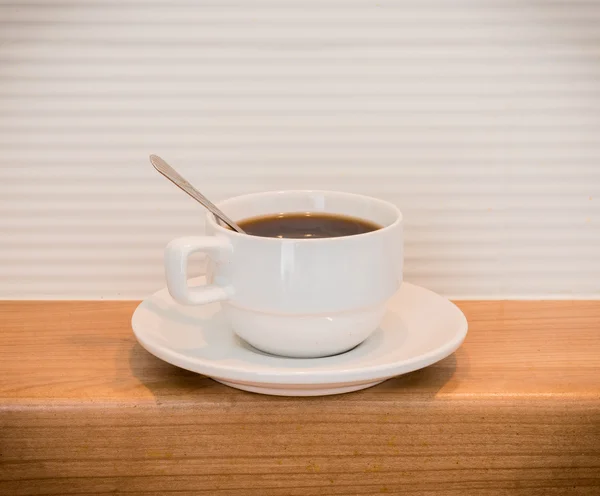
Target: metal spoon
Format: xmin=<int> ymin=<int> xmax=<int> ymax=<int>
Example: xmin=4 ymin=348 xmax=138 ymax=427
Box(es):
xmin=149 ymin=154 xmax=245 ymax=234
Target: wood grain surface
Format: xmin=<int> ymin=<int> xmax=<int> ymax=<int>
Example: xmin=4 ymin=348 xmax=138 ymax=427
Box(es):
xmin=1 ymin=300 xmax=599 ymax=495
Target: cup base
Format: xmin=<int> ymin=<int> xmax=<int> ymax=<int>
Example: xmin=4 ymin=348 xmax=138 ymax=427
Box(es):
xmin=223 ymin=303 xmax=386 ymax=358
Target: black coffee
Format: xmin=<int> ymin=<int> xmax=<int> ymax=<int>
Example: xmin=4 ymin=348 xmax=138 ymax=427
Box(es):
xmin=237 ymin=212 xmax=382 ymax=239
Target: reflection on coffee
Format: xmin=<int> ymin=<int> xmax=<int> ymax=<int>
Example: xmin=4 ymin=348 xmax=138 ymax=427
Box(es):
xmin=236 ymin=212 xmax=382 ymax=239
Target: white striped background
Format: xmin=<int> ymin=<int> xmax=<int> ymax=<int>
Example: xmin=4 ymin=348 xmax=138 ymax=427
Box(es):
xmin=1 ymin=0 xmax=600 ymax=299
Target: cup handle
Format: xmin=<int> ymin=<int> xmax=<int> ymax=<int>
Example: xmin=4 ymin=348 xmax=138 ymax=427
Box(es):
xmin=164 ymin=236 xmax=233 ymax=305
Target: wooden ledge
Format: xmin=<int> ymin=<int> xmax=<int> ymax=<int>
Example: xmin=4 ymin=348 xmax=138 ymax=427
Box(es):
xmin=1 ymin=301 xmax=599 ymax=495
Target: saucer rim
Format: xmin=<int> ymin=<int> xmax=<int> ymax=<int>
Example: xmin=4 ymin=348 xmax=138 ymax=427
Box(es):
xmin=132 ymin=281 xmax=468 ymax=386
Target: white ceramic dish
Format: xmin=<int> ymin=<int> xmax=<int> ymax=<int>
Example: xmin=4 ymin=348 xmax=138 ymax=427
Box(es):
xmin=131 ymin=278 xmax=468 ymax=396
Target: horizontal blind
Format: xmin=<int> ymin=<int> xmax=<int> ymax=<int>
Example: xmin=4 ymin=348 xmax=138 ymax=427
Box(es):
xmin=1 ymin=0 xmax=599 ymax=299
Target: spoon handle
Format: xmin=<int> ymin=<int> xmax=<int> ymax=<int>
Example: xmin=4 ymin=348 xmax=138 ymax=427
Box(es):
xmin=149 ymin=155 xmax=245 ymax=233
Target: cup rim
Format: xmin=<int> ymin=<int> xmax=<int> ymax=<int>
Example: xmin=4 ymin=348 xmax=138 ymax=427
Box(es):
xmin=207 ymin=189 xmax=402 ymax=242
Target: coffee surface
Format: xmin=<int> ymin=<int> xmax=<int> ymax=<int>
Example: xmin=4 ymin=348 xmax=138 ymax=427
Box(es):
xmin=237 ymin=212 xmax=382 ymax=239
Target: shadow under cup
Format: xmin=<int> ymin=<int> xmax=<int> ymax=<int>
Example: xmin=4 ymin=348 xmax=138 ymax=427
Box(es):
xmin=203 ymin=190 xmax=404 ymax=358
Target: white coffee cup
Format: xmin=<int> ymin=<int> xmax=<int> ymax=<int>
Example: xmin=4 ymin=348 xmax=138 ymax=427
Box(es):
xmin=164 ymin=190 xmax=403 ymax=358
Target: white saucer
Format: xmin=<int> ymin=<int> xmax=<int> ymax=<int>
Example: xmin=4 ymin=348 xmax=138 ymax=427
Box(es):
xmin=131 ymin=279 xmax=468 ymax=396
